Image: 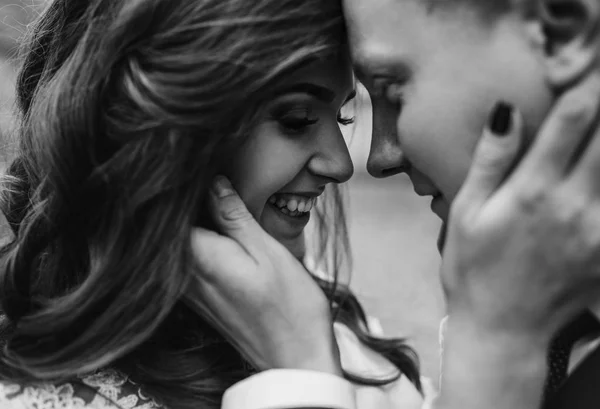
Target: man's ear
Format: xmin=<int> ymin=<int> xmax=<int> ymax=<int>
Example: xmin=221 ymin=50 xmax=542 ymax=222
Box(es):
xmin=536 ymin=0 xmax=599 ymax=88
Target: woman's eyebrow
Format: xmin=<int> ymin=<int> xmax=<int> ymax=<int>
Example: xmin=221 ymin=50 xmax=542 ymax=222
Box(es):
xmin=272 ymin=83 xmax=336 ymax=102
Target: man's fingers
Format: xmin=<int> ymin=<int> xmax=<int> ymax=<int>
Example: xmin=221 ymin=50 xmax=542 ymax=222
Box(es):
xmin=457 ymin=103 xmax=523 ymax=208
xmin=209 ymin=175 xmax=265 ymax=255
xmin=514 ymin=73 xmax=600 ymax=184
xmin=189 ymin=227 xmax=252 ymax=282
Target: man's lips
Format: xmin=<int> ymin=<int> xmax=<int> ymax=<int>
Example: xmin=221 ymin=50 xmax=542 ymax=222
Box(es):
xmin=413 ymin=182 xmax=442 ymax=199
xmin=437 ymin=223 xmax=447 ymax=253
xmin=413 ymin=186 xmax=447 ymax=218
xmin=414 ymin=188 xmax=440 ymax=197
xmin=431 ymin=195 xmax=450 ymax=223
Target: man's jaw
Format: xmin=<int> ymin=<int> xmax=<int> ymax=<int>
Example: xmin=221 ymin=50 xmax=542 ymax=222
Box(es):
xmin=408 ymin=175 xmax=449 ymax=251
xmin=430 ymin=194 xmax=450 ymax=221
xmin=437 ymin=223 xmax=447 ymax=254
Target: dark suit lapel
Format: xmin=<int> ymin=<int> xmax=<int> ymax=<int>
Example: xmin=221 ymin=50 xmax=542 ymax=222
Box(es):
xmin=543 ymin=344 xmax=600 ymax=409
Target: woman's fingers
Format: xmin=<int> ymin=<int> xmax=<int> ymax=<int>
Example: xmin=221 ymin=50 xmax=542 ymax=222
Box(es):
xmin=443 ymin=70 xmax=600 ymax=340
xmin=567 ymin=104 xmax=600 ymax=196
xmin=511 ymin=73 xmax=600 ymax=189
xmin=456 ymin=103 xmax=523 ymax=210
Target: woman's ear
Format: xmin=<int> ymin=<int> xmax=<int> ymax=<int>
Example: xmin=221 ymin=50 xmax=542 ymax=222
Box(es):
xmin=538 ymin=0 xmax=600 ymax=87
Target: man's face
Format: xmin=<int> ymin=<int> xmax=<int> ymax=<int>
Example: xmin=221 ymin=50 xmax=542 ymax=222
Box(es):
xmin=344 ymin=0 xmax=554 ymax=222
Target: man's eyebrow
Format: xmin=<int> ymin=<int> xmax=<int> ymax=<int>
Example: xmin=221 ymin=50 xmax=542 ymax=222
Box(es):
xmin=272 ymin=83 xmax=336 ymax=103
xmin=352 ymin=56 xmax=412 ymax=86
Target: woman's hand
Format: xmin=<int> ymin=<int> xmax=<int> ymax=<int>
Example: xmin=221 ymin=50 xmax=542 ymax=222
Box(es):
xmin=442 ymin=71 xmax=600 ymax=344
xmin=183 ymin=177 xmax=342 ymax=375
xmin=436 ymin=70 xmax=600 ymax=409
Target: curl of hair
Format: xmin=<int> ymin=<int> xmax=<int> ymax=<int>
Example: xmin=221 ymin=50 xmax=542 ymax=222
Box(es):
xmin=0 ymin=0 xmax=420 ymax=407
xmin=308 ymin=184 xmax=421 ymax=390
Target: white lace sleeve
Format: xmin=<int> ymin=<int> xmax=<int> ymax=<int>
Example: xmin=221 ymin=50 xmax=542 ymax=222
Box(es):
xmin=0 ymin=369 xmax=163 ymax=409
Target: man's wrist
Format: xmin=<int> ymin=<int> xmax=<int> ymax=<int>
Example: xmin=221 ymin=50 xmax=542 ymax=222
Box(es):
xmin=222 ymin=369 xmax=356 ymax=409
xmin=280 ymin=354 xmax=343 ymax=377
xmin=447 ymin=311 xmax=550 ymax=351
xmin=283 ymin=340 xmax=343 ymax=376
xmin=272 ymin=323 xmax=343 ymax=376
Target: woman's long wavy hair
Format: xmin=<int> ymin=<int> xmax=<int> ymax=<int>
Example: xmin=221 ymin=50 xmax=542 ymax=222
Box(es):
xmin=0 ymin=0 xmax=420 ymax=407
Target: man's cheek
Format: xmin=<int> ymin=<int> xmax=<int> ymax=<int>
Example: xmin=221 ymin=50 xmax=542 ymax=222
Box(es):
xmin=445 ymin=155 xmax=472 ymax=203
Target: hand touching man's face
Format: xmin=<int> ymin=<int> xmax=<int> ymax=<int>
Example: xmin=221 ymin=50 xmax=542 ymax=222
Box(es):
xmin=343 ymin=0 xmax=599 ymax=224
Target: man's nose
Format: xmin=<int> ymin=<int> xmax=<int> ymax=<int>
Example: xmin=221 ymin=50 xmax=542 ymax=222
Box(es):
xmin=367 ymin=141 xmax=408 ymax=178
xmin=367 ymin=100 xmax=408 ymax=178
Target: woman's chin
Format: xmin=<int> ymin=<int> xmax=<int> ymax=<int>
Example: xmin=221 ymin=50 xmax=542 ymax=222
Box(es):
xmin=264 ymin=226 xmax=306 ymax=260
xmin=279 ymin=235 xmax=306 ymax=260
xmin=260 ymin=214 xmax=306 ymax=260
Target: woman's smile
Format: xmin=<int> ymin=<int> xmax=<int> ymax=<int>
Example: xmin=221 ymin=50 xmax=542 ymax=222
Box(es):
xmin=268 ymin=193 xmax=317 ymax=216
xmin=264 ymin=192 xmax=321 ymax=239
xmin=229 ymin=55 xmax=355 ymax=257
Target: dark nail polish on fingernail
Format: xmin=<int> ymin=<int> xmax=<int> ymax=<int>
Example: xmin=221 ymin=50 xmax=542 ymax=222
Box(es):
xmin=212 ymin=175 xmax=234 ymax=198
xmin=489 ymin=102 xmax=513 ymax=136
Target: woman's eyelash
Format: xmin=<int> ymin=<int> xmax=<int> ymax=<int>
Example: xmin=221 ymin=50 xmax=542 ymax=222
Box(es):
xmin=271 ymin=111 xmax=319 ymax=133
xmin=278 ymin=117 xmax=319 ymax=130
xmin=270 ymin=104 xmax=355 ymax=132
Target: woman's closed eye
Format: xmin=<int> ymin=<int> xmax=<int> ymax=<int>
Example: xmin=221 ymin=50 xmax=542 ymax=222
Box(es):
xmin=272 ymin=107 xmax=355 ymax=136
xmin=273 ymin=107 xmax=319 ymax=134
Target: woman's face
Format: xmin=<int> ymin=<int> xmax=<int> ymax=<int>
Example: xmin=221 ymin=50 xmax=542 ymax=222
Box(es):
xmin=229 ymin=56 xmax=355 ymax=258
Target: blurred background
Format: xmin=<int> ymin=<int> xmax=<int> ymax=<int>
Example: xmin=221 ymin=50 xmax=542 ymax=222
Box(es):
xmin=0 ymin=1 xmax=445 ymax=382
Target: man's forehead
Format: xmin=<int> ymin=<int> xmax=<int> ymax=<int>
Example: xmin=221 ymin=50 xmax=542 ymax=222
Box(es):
xmin=342 ymin=0 xmax=423 ymax=81
xmin=344 ymin=0 xmax=400 ymax=36
xmin=343 ymin=0 xmax=425 ymax=45
xmin=351 ymin=46 xmax=409 ymax=83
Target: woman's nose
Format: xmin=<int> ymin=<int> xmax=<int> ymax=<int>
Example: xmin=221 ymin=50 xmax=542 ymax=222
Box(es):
xmin=307 ymin=127 xmax=354 ymax=184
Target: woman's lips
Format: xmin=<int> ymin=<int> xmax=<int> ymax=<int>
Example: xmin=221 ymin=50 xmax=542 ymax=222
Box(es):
xmin=265 ymin=201 xmax=311 ymax=239
xmin=262 ymin=191 xmax=322 ymax=240
xmin=268 ymin=193 xmax=317 ymax=215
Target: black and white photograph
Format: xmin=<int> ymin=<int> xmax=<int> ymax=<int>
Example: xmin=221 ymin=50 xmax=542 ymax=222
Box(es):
xmin=0 ymin=1 xmax=598 ymax=408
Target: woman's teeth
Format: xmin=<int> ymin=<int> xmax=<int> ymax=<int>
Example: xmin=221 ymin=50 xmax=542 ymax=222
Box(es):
xmin=268 ymin=194 xmax=316 ymax=217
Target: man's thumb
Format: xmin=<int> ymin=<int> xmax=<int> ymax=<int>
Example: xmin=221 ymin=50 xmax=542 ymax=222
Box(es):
xmin=210 ymin=175 xmax=261 ymax=242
